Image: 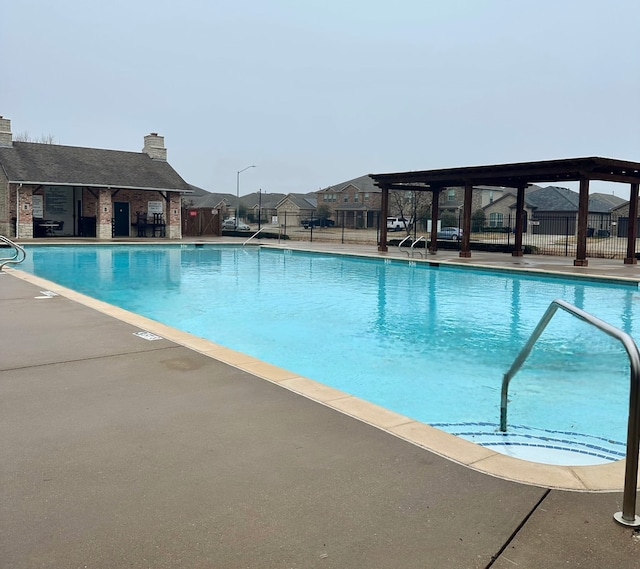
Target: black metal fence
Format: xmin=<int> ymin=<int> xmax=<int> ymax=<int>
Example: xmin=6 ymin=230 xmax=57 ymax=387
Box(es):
xmin=247 ymin=212 xmax=635 ymax=260
xmin=458 ymin=213 xmax=625 ymax=259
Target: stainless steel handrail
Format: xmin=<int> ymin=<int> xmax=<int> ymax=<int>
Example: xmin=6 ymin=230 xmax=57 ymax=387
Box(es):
xmin=0 ymin=234 xmax=26 ymax=271
xmin=397 ymin=234 xmax=412 ymax=252
xmin=243 ymin=227 xmax=267 ymax=246
xmin=410 ymin=236 xmax=425 ymax=258
xmin=500 ymin=298 xmax=640 ymax=527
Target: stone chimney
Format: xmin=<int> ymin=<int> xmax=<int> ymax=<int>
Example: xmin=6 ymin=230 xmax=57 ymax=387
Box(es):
xmin=142 ymin=132 xmax=167 ymax=161
xmin=0 ymin=116 xmax=13 ymax=147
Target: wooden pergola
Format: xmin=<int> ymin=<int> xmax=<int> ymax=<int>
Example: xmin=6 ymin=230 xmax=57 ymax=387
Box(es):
xmin=371 ymin=157 xmax=640 ymax=266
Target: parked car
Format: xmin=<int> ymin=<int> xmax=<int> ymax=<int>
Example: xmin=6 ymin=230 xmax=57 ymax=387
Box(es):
xmin=222 ymin=219 xmax=251 ymax=231
xmin=437 ymin=227 xmax=463 ymax=240
xmin=387 ymin=217 xmax=411 ymax=231
xmin=302 ymin=218 xmax=335 ymax=229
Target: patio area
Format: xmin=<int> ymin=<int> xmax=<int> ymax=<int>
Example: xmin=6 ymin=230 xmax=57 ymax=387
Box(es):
xmin=2 ymin=241 xmax=640 ymax=568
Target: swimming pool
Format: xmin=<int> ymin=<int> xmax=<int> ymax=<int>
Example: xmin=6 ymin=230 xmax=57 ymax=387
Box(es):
xmin=19 ymin=244 xmax=639 ymax=465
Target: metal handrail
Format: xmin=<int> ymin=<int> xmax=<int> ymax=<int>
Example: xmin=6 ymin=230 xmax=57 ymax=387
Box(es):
xmin=410 ymin=236 xmax=425 ymax=258
xmin=0 ymin=235 xmax=26 ymax=271
xmin=500 ymin=299 xmax=640 ymax=527
xmin=397 ymin=234 xmax=412 ymax=255
xmin=243 ymin=227 xmax=267 ymax=246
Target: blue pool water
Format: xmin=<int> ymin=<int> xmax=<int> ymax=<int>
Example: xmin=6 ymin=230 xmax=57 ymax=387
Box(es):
xmin=19 ymin=245 xmax=640 ymax=465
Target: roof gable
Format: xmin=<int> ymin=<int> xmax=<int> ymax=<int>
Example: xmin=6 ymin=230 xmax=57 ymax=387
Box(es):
xmin=0 ymin=141 xmax=191 ymax=191
xmin=276 ymin=193 xmax=317 ymax=209
xmin=320 ymin=174 xmax=381 ymax=194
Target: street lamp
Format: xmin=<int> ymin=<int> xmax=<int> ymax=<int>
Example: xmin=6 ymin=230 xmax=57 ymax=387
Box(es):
xmin=236 ymin=165 xmax=256 ymax=229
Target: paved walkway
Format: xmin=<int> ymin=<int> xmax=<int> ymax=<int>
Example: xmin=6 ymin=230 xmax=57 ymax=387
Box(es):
xmin=2 ymin=241 xmax=640 ymax=568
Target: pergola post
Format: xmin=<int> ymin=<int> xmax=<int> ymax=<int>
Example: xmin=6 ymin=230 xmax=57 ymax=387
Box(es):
xmin=459 ymin=182 xmax=473 ymax=258
xmin=429 ymin=187 xmax=441 ymax=254
xmin=512 ymin=184 xmax=526 ymax=257
xmin=574 ymin=176 xmax=590 ymax=267
xmin=624 ymin=183 xmax=639 ymax=265
xmin=378 ymin=184 xmax=389 ymax=252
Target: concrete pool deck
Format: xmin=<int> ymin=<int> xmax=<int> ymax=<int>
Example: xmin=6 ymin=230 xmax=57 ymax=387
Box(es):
xmin=2 ymin=240 xmax=640 ymax=567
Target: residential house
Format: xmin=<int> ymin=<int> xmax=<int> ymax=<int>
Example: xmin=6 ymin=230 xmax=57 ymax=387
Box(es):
xmin=317 ymin=175 xmax=382 ymax=229
xmin=0 ymin=116 xmax=191 ymax=239
xmin=315 ymin=174 xmax=515 ymax=229
xmin=243 ymin=191 xmax=286 ymax=226
xmin=482 ymin=185 xmax=625 ymax=234
xmin=610 ymin=199 xmax=640 ymax=238
xmin=275 ymin=193 xmax=317 ymax=227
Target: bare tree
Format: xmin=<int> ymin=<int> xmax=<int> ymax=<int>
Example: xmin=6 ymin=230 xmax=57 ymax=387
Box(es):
xmin=389 ymin=189 xmax=432 ymax=233
xmin=14 ymin=131 xmax=56 ymax=144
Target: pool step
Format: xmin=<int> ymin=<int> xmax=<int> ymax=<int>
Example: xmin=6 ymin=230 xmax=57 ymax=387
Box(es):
xmin=432 ymin=422 xmax=626 ymax=466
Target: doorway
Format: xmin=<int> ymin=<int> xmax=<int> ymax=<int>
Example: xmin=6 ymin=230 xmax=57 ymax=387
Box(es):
xmin=113 ymin=202 xmax=130 ymax=237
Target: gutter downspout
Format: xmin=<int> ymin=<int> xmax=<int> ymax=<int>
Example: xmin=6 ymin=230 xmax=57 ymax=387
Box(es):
xmin=15 ymin=183 xmax=22 ymax=238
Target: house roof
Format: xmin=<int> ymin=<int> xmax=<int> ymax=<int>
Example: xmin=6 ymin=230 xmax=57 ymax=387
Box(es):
xmin=525 ymin=186 xmax=580 ymax=211
xmin=186 ymin=192 xmax=234 ymax=209
xmin=525 ymin=186 xmax=626 ymax=213
xmin=589 ymin=192 xmax=627 ymax=210
xmin=276 ymin=193 xmax=317 ymax=209
xmin=319 ymin=174 xmax=381 ymax=194
xmin=482 ymin=185 xmax=627 ymax=214
xmin=0 ymin=141 xmax=192 ymax=192
xmin=242 ymin=191 xmax=287 ymax=209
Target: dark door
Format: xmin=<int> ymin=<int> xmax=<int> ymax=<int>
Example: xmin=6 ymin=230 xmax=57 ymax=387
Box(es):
xmin=113 ymin=202 xmax=130 ymax=237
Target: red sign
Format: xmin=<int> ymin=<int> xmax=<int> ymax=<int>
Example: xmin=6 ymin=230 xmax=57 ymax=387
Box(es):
xmin=189 ymin=210 xmax=198 ymax=217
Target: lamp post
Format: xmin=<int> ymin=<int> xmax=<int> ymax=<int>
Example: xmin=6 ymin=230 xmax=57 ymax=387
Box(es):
xmin=258 ymin=188 xmax=262 ymax=230
xmin=236 ymin=165 xmax=256 ymax=229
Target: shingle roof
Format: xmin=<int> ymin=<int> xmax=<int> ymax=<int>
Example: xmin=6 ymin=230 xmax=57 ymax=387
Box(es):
xmin=525 ymin=186 xmax=626 ymax=213
xmin=0 ymin=141 xmax=191 ymax=191
xmin=525 ymin=186 xmax=578 ymax=211
xmin=242 ymin=191 xmax=287 ymax=209
xmin=276 ymin=193 xmax=317 ymax=209
xmin=319 ymin=174 xmax=381 ymax=194
xmin=186 ymin=192 xmax=234 ymax=208
xmin=590 ymin=192 xmax=626 ymax=210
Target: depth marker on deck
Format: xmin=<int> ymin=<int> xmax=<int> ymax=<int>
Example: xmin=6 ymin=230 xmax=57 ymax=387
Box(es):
xmin=35 ymin=290 xmax=59 ymax=299
xmin=133 ymin=331 xmax=164 ymax=341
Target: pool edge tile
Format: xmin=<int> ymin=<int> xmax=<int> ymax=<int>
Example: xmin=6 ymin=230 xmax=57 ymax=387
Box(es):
xmin=279 ymin=377 xmax=353 ymax=402
xmin=328 ymin=397 xmax=415 ymax=429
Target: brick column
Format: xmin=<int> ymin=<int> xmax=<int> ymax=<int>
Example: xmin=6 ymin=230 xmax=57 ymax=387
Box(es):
xmin=168 ymin=193 xmax=182 ymax=239
xmin=97 ymin=189 xmax=113 ymax=239
xmin=16 ymin=185 xmax=34 ymax=239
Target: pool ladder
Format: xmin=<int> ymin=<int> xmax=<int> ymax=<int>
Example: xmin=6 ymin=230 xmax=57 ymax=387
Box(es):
xmin=0 ymin=235 xmax=26 ymax=271
xmin=500 ymin=299 xmax=640 ymax=528
xmin=398 ymin=235 xmax=425 ymax=258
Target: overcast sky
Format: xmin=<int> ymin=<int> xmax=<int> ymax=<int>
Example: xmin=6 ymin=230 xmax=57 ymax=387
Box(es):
xmin=2 ymin=1 xmax=638 ymax=197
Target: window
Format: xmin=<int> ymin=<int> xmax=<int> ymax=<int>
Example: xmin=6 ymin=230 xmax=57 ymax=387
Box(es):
xmin=354 ymin=194 xmax=359 ymax=203
xmin=447 ymin=189 xmax=456 ymax=202
xmin=344 ymin=196 xmax=348 ymax=203
xmin=364 ymin=193 xmax=370 ymax=201
xmin=489 ymin=212 xmax=504 ymax=228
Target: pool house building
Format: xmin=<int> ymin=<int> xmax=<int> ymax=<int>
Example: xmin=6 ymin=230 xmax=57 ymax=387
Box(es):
xmin=0 ymin=116 xmax=192 ymax=240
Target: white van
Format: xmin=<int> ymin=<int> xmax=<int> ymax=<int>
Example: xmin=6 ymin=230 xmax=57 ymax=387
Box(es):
xmin=386 ymin=217 xmax=411 ymax=232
